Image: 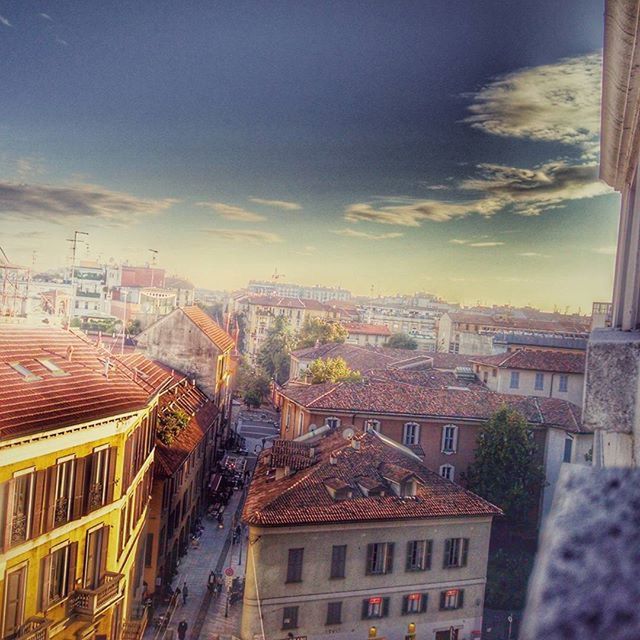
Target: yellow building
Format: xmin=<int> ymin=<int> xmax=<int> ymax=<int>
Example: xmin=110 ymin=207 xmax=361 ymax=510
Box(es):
xmin=0 ymin=327 xmax=164 ymax=640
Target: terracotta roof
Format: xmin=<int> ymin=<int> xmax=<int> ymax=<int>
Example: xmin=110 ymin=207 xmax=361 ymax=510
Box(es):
xmin=343 ymin=322 xmax=392 ymax=336
xmin=448 ymin=312 xmax=590 ymax=334
xmin=367 ymin=368 xmax=487 ymax=391
xmin=267 ymin=439 xmax=317 ymax=470
xmin=429 ymin=353 xmax=475 ymax=371
xmin=279 ymin=379 xmax=584 ymax=432
xmin=470 ymin=349 xmax=585 ymax=374
xmin=118 ymin=352 xmax=179 ymax=392
xmin=0 ymin=327 xmax=158 ymax=440
xmin=243 ymin=430 xmax=502 ymax=526
xmin=181 ymin=306 xmax=235 ymax=352
xmin=240 ymin=294 xmax=328 ymax=311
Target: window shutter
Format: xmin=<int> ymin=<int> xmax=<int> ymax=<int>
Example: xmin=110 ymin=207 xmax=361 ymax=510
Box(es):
xmin=39 ymin=554 xmax=51 ymax=612
xmin=32 ymin=470 xmax=47 ymax=538
xmin=2 ymin=479 xmax=16 ymax=551
xmin=72 ymin=456 xmax=87 ymax=519
xmin=361 ymin=599 xmax=369 ymax=619
xmin=443 ymin=539 xmax=451 ymax=568
xmin=458 ymin=589 xmax=464 ymax=608
xmin=99 ymin=526 xmax=109 ymax=582
xmin=123 ymin=437 xmax=133 ymax=492
xmin=453 ymin=426 xmax=459 ymax=452
xmin=420 ymin=593 xmax=428 ymax=613
xmin=382 ymin=597 xmax=390 ymax=617
xmin=439 ymin=591 xmax=446 ymax=610
xmin=405 ymin=541 xmax=413 ymax=571
xmin=385 ymin=542 xmax=394 ymax=573
xmin=440 ymin=426 xmax=446 ymax=452
xmin=415 ymin=424 xmax=421 ymax=443
xmin=106 ymin=446 xmax=118 ymax=503
xmin=67 ymin=542 xmax=78 ymax=595
xmin=461 ymin=538 xmax=469 ymax=567
xmin=44 ymin=465 xmax=58 ymax=532
xmin=426 ymin=540 xmax=433 ymax=569
xmin=365 ymin=544 xmax=374 ymax=575
xmin=401 ymin=595 xmax=408 ymax=615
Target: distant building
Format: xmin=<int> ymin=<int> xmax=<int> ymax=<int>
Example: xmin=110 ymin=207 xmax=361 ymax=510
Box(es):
xmin=241 ymin=430 xmax=501 ymax=640
xmin=247 ymin=280 xmax=352 ymax=302
xmin=590 ymin=301 xmax=612 ymax=330
xmin=71 ymin=262 xmax=110 ymax=320
xmin=343 ymin=321 xmax=392 ymax=346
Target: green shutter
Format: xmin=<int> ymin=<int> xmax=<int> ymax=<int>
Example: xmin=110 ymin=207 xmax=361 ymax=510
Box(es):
xmin=426 ymin=540 xmax=433 ymax=569
xmin=461 ymin=539 xmax=469 ymax=567
xmin=420 ymin=593 xmax=428 ymax=613
xmin=386 ymin=542 xmax=394 ymax=573
xmin=443 ymin=539 xmax=451 ymax=568
xmin=366 ymin=544 xmax=374 ymax=575
xmin=406 ymin=541 xmax=413 ymax=571
xmin=362 ymin=599 xmax=369 ymax=619
xmin=382 ymin=597 xmax=390 ymax=617
xmin=458 ymin=589 xmax=464 ymax=609
xmin=439 ymin=591 xmax=446 ymax=610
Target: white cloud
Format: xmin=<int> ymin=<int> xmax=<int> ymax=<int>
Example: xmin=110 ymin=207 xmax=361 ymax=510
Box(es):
xmin=55 ymin=37 xmax=69 ymax=46
xmin=196 ymin=201 xmax=266 ymax=222
xmin=204 ymin=229 xmax=283 ymax=244
xmin=592 ymin=245 xmax=617 ymax=256
xmin=249 ymin=198 xmax=302 ymax=211
xmin=38 ymin=13 xmax=53 ymax=21
xmin=331 ymin=228 xmax=404 ymax=240
xmin=449 ymin=239 xmax=468 ymax=244
xmin=464 ymin=53 xmax=602 ymax=156
xmin=0 ymin=181 xmax=177 ymax=225
xmin=0 ymin=14 xmax=12 ymax=27
xmin=468 ymin=241 xmax=504 ymax=248
xmin=519 ymin=252 xmax=551 ymax=258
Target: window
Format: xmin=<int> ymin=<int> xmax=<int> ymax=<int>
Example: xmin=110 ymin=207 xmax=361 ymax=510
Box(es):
xmin=563 ymin=436 xmax=573 ymax=463
xmin=282 ymin=606 xmax=299 ymax=630
xmin=330 ymin=545 xmax=347 ymax=579
xmin=9 ymin=471 xmax=35 ymax=545
xmin=326 ymin=601 xmax=342 ymax=625
xmin=365 ymin=419 xmax=381 ymax=433
xmin=559 ymin=374 xmax=569 ymax=392
xmin=325 ymin=417 xmax=341 ymax=429
xmin=492 ymin=368 xmax=497 ymax=378
xmin=366 ymin=542 xmax=394 ymax=575
xmin=510 ymin=371 xmax=520 ymax=389
xmin=54 ymin=458 xmax=75 ymax=527
xmin=402 ymin=592 xmax=428 ymax=614
xmin=3 ymin=565 xmax=26 ymax=637
xmin=297 ymin=412 xmax=304 ymax=437
xmin=439 ymin=464 xmax=455 ymax=481
xmin=41 ymin=543 xmax=77 ymax=609
xmin=286 ymin=548 xmax=304 ymax=583
xmin=37 ymin=359 xmax=69 ymax=377
xmin=87 ymin=448 xmax=111 ymax=512
xmin=444 ymin=538 xmax=469 ymax=569
xmin=403 ymin=422 xmax=420 ymax=446
xmin=285 ymin=407 xmax=291 ymax=431
xmin=440 ymin=588 xmax=464 ymax=610
xmin=361 ymin=596 xmax=390 ymax=619
xmin=84 ymin=526 xmax=108 ymax=589
xmin=441 ymin=425 xmax=458 ymax=453
xmin=406 ymin=540 xmax=432 ymax=571
xmin=9 ymin=362 xmax=41 ymax=382
xmin=483 ymin=371 xmax=488 ymax=383
xmin=535 ymin=372 xmax=544 ymax=391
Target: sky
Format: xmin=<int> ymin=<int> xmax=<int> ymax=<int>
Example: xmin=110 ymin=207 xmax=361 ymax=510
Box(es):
xmin=0 ymin=0 xmax=619 ymax=311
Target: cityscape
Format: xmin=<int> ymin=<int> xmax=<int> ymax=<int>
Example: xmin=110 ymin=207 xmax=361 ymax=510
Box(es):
xmin=0 ymin=2 xmax=637 ymax=640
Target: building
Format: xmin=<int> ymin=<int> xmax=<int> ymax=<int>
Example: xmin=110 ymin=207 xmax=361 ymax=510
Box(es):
xmin=470 ymin=350 xmax=585 ymax=407
xmin=71 ymin=262 xmax=110 ymax=322
xmin=247 ymin=280 xmax=351 ymax=302
xmin=490 ymin=333 xmax=587 ymax=354
xmin=437 ymin=311 xmax=590 ymax=354
xmin=164 ymin=277 xmax=195 ymax=308
xmin=276 ymin=376 xmax=589 ymax=523
xmin=343 ymin=322 xmax=392 ymax=346
xmin=0 ymin=326 xmax=160 ymax=640
xmin=241 ymin=430 xmax=501 ymax=640
xmin=590 ymin=301 xmax=613 ymax=330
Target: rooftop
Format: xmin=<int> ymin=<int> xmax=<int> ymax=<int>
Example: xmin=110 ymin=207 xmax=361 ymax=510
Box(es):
xmin=181 ymin=305 xmax=235 ymax=352
xmin=470 ymin=349 xmax=586 ymax=374
xmin=238 ymin=294 xmax=329 ymax=311
xmin=342 ymin=322 xmax=392 ymax=336
xmin=448 ymin=311 xmax=590 ymax=334
xmin=243 ymin=430 xmax=502 ymax=527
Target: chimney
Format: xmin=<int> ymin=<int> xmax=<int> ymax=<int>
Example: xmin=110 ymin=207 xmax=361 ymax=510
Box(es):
xmin=329 ymin=453 xmax=338 ymax=465
xmin=66 ymin=345 xmax=74 ymax=362
xmin=104 ymin=357 xmax=110 ymax=379
xmin=351 ymin=439 xmax=361 ymax=450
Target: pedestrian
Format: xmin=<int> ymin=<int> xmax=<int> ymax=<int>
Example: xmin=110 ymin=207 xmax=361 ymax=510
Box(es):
xmin=174 ymin=586 xmax=181 ymax=603
xmin=177 ymin=619 xmax=188 ymax=640
xmin=182 ymin=581 xmax=188 ymax=605
xmin=207 ymin=570 xmax=216 ymax=592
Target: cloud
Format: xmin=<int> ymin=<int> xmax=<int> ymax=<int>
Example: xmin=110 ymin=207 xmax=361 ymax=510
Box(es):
xmin=296 ymin=245 xmax=317 ymax=256
xmin=464 ymin=53 xmax=601 ymax=156
xmin=0 ymin=14 xmax=11 ymax=27
xmin=449 ymin=239 xmax=468 ymax=244
xmin=519 ymin=252 xmax=551 ymax=258
xmin=204 ymin=229 xmax=283 ymax=244
xmin=592 ymin=245 xmax=617 ymax=256
xmin=249 ymin=197 xmax=302 ymax=211
xmin=344 ymin=201 xmax=484 ymax=225
xmin=55 ymin=37 xmax=69 ymax=46
xmin=0 ymin=181 xmax=177 ymax=225
xmin=468 ymin=241 xmax=504 ymax=247
xmin=331 ymin=228 xmax=403 ymax=240
xmin=196 ymin=201 xmax=266 ymax=222
xmin=38 ymin=13 xmax=53 ymax=21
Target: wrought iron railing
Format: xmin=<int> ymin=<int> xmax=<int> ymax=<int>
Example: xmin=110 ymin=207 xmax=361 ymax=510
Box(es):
xmin=72 ymin=572 xmax=124 ymax=617
xmin=10 ymin=513 xmax=28 ymax=544
xmin=15 ymin=617 xmax=52 ymax=640
xmin=54 ymin=496 xmax=70 ymax=526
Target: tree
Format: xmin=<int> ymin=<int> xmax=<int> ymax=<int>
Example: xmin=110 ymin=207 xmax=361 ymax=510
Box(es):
xmin=385 ymin=333 xmax=418 ymax=350
xmin=236 ymin=361 xmax=271 ymax=408
xmin=296 ymin=317 xmax=348 ymax=348
xmin=306 ymin=357 xmax=362 ymax=384
xmin=127 ymin=319 xmax=142 ymax=336
xmin=464 ymin=407 xmax=545 ymax=525
xmin=256 ymin=315 xmax=296 ymax=383
xmin=157 ymin=408 xmax=190 ymax=446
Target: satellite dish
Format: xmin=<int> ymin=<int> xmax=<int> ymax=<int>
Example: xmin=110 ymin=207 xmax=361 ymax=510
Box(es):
xmin=342 ymin=427 xmax=355 ymax=440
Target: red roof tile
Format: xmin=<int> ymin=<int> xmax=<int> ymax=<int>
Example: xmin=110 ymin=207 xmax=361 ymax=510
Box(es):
xmin=181 ymin=306 xmax=235 ymax=352
xmin=240 ymin=295 xmax=328 ymax=311
xmin=343 ymin=322 xmax=392 ymax=336
xmin=243 ymin=430 xmax=502 ymax=526
xmin=448 ymin=312 xmax=590 ymax=334
xmin=470 ymin=349 xmax=585 ymax=374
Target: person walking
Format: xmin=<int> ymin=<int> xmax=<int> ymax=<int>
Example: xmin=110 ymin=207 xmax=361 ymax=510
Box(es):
xmin=182 ymin=581 xmax=188 ymax=605
xmin=177 ymin=619 xmax=188 ymax=640
xmin=207 ymin=570 xmax=216 ymax=593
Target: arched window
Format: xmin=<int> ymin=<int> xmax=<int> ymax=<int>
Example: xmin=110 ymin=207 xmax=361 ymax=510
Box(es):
xmin=325 ymin=416 xmax=341 ymax=429
xmin=403 ymin=422 xmax=420 ymax=446
xmin=439 ymin=464 xmax=455 ymax=481
xmin=441 ymin=424 xmax=458 ymax=453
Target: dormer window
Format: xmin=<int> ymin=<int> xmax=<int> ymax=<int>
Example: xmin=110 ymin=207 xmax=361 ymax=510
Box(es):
xmin=9 ymin=362 xmax=41 ymax=382
xmin=401 ymin=478 xmax=419 ymax=497
xmin=37 ymin=358 xmax=69 ymax=377
xmin=324 ymin=478 xmax=352 ymax=500
xmin=365 ymin=419 xmax=381 ymax=433
xmin=325 ymin=417 xmax=341 ymax=429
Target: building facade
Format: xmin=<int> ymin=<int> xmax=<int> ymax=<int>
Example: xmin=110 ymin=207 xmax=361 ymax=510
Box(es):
xmin=247 ymin=280 xmax=352 ymax=302
xmin=343 ymin=322 xmax=392 ymax=346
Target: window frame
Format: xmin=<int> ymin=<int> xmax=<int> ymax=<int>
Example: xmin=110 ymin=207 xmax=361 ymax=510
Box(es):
xmin=326 ymin=601 xmax=342 ymax=625
xmin=441 ymin=424 xmax=458 ymax=453
xmin=558 ymin=374 xmax=569 ymax=392
xmin=330 ymin=544 xmax=347 ymax=579
xmin=286 ymin=548 xmax=304 ymax=583
xmin=510 ymin=370 xmax=520 ymax=389
xmin=366 ymin=542 xmax=394 ymax=575
xmin=534 ymin=372 xmax=545 ymax=391
xmin=325 ymin=416 xmax=341 ymax=429
xmin=406 ymin=539 xmax=432 ymax=572
xmin=365 ymin=419 xmax=381 ymax=433
xmin=282 ymin=605 xmax=299 ymax=630
xmin=443 ymin=538 xmax=469 ymax=569
xmin=439 ymin=464 xmax=455 ymax=481
xmin=402 ymin=422 xmax=420 ymax=446
xmin=402 ymin=592 xmax=428 ymax=615
xmin=440 ymin=588 xmax=464 ymax=611
xmin=361 ymin=596 xmax=390 ymax=620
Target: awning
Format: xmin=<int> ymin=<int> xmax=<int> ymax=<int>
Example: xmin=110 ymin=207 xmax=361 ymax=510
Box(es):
xmin=208 ymin=473 xmax=222 ymax=492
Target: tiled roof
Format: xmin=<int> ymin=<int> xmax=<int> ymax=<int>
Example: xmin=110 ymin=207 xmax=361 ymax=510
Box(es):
xmin=118 ymin=352 xmax=179 ymax=393
xmin=242 ymin=295 xmax=328 ymax=311
xmin=448 ymin=312 xmax=590 ymax=334
xmin=470 ymin=349 xmax=586 ymax=374
xmin=492 ymin=333 xmax=588 ymax=351
xmin=367 ymin=368 xmax=487 ymax=390
xmin=181 ymin=306 xmax=235 ymax=352
xmin=429 ymin=353 xmax=475 ymax=371
xmin=0 ymin=327 xmax=158 ymax=440
xmin=267 ymin=439 xmax=317 ymax=470
xmin=243 ymin=430 xmax=502 ymax=526
xmin=279 ymin=379 xmax=584 ymax=432
xmin=343 ymin=322 xmax=392 ymax=336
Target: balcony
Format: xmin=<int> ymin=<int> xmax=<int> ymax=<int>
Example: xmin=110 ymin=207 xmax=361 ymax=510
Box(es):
xmin=75 ymin=290 xmax=102 ymax=299
xmin=15 ymin=617 xmax=52 ymax=640
xmin=122 ymin=606 xmax=149 ymax=640
xmin=72 ymin=572 xmax=124 ymax=618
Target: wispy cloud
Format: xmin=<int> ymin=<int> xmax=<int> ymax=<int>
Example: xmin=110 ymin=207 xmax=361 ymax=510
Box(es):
xmin=38 ymin=13 xmax=53 ymax=21
xmin=449 ymin=239 xmax=468 ymax=245
xmin=465 ymin=53 xmax=601 ymax=157
xmin=0 ymin=14 xmax=12 ymax=27
xmin=520 ymin=251 xmax=551 ymax=258
xmin=204 ymin=229 xmax=283 ymax=244
xmin=55 ymin=37 xmax=69 ymax=46
xmin=0 ymin=181 xmax=177 ymax=225
xmin=249 ymin=197 xmax=302 ymax=211
xmin=592 ymin=245 xmax=617 ymax=256
xmin=296 ymin=245 xmax=317 ymax=256
xmin=468 ymin=241 xmax=504 ymax=248
xmin=331 ymin=228 xmax=403 ymax=240
xmin=196 ymin=201 xmax=266 ymax=222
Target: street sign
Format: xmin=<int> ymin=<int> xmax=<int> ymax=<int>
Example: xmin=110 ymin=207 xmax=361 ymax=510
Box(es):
xmin=225 ymin=575 xmax=234 ymax=589
xmin=224 ymin=566 xmax=235 ymax=577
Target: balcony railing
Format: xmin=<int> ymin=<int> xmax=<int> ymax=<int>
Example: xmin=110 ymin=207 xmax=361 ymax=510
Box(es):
xmin=15 ymin=617 xmax=52 ymax=640
xmin=72 ymin=572 xmax=124 ymax=618
xmin=75 ymin=290 xmax=102 ymax=299
xmin=10 ymin=513 xmax=28 ymax=544
xmin=54 ymin=496 xmax=70 ymax=527
xmin=121 ymin=606 xmax=149 ymax=640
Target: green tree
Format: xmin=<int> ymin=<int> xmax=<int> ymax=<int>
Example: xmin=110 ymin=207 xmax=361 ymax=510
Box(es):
xmin=306 ymin=357 xmax=362 ymax=384
xmin=464 ymin=407 xmax=545 ymax=525
xmin=385 ymin=332 xmax=418 ymax=350
xmin=157 ymin=408 xmax=190 ymax=446
xmin=256 ymin=315 xmax=296 ymax=383
xmin=127 ymin=319 xmax=142 ymax=336
xmin=236 ymin=361 xmax=271 ymax=408
xmin=296 ymin=317 xmax=348 ymax=348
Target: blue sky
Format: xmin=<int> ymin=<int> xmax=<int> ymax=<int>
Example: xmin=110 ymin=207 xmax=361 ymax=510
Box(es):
xmin=0 ymin=0 xmax=619 ymax=310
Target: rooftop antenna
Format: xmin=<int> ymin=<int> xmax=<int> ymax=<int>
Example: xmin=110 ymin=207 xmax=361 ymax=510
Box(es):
xmin=66 ymin=230 xmax=88 ymax=328
xmin=149 ymin=249 xmax=158 ymax=287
